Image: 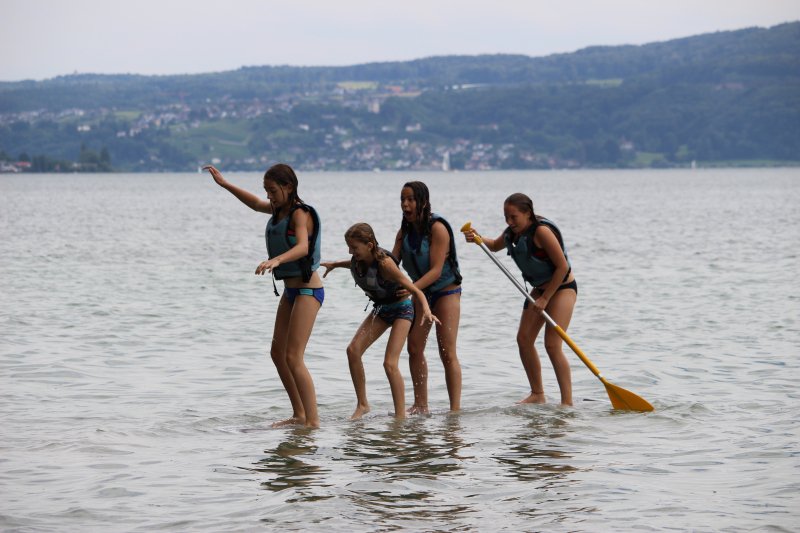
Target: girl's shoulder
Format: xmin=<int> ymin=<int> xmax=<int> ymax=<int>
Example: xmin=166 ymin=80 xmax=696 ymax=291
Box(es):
xmin=289 ymin=202 xmax=319 ymax=227
xmin=377 ymin=250 xmax=400 ymax=267
xmin=533 ymin=218 xmax=566 ymax=249
xmin=429 ymin=218 xmax=450 ymax=236
xmin=532 ymin=222 xmax=552 ymax=242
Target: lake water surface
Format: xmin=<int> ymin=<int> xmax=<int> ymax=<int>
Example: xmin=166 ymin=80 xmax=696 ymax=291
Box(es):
xmin=1 ymin=168 xmax=798 ymax=531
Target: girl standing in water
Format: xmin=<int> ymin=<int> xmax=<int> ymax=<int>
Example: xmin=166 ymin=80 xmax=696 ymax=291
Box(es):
xmin=205 ymin=164 xmax=323 ymax=428
xmin=321 ymin=223 xmax=439 ymax=420
xmin=463 ymin=193 xmax=575 ymax=406
xmin=393 ymin=181 xmax=462 ymax=414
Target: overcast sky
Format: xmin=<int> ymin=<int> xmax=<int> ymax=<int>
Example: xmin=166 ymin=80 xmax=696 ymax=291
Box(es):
xmin=2 ymin=0 xmax=799 ymax=81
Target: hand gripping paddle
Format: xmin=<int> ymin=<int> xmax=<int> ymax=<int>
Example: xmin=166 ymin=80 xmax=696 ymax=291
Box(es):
xmin=461 ymin=222 xmax=654 ymax=412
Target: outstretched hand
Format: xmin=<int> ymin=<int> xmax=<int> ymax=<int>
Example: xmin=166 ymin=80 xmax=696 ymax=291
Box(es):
xmin=203 ymin=165 xmax=227 ymax=187
xmin=462 ymin=227 xmax=479 ymax=243
xmin=320 ymin=262 xmax=336 ymax=278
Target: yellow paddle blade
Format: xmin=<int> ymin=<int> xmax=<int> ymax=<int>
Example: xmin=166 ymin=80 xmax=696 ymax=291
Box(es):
xmin=601 ymin=378 xmax=654 ymax=412
xmin=555 ymin=314 xmax=655 ymax=411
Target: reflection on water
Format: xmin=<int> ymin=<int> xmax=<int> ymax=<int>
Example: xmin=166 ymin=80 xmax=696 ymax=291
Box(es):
xmin=242 ymin=409 xmax=587 ymax=529
xmin=492 ymin=408 xmax=593 ymax=527
xmin=337 ymin=416 xmax=473 ymax=528
xmin=495 ymin=409 xmax=578 ymax=484
xmin=340 ymin=415 xmax=469 ymax=478
xmin=248 ymin=428 xmax=332 ymax=497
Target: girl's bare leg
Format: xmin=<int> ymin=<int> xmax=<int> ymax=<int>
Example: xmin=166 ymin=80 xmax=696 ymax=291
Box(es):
xmin=517 ymin=302 xmax=547 ymax=404
xmin=543 ymin=289 xmax=577 ymax=406
xmin=271 ymin=296 xmax=306 ymax=426
xmin=384 ymin=319 xmax=412 ymax=419
xmin=346 ymin=315 xmax=390 ymax=419
xmin=407 ymin=299 xmax=432 ymax=414
xmin=433 ymin=293 xmax=462 ymax=412
xmin=285 ymin=295 xmax=322 ymax=428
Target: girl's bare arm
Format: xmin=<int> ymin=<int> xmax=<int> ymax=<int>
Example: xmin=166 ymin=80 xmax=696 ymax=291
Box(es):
xmin=379 ymin=258 xmax=440 ymax=325
xmin=463 ymin=226 xmax=505 ymax=252
xmin=204 ymin=165 xmax=272 ymax=213
xmin=320 ymin=259 xmax=351 ymax=277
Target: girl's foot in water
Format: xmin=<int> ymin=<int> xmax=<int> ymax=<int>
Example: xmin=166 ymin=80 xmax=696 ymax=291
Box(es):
xmin=517 ymin=391 xmax=546 ymax=404
xmin=271 ymin=416 xmax=305 ymax=428
xmin=350 ymin=404 xmax=370 ymax=420
xmin=407 ymin=404 xmax=429 ymax=415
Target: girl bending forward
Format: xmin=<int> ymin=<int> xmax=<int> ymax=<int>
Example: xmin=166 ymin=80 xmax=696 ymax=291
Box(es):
xmin=322 ymin=223 xmax=439 ymax=420
xmin=464 ymin=193 xmax=576 ymax=406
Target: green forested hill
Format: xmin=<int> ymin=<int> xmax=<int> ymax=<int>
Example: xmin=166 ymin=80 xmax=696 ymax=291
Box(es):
xmin=1 ymin=22 xmax=798 ymax=171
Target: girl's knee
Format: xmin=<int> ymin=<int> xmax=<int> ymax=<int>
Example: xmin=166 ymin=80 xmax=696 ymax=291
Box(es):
xmin=517 ymin=331 xmax=535 ymax=348
xmin=284 ymin=351 xmax=306 ymax=372
xmin=438 ymin=348 xmax=459 ymax=367
xmin=407 ymin=340 xmax=425 ymax=358
xmin=270 ymin=348 xmax=284 ymax=365
xmin=544 ymin=332 xmax=563 ymax=355
xmin=383 ymin=360 xmax=400 ymax=376
xmin=346 ymin=343 xmax=362 ymax=362
xmin=544 ymin=341 xmax=563 ymax=357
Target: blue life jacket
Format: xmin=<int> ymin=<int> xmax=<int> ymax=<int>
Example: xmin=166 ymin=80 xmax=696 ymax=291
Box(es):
xmin=350 ymin=248 xmax=404 ymax=305
xmin=401 ymin=213 xmax=462 ymax=294
xmin=504 ymin=217 xmax=571 ymax=287
xmin=265 ymin=203 xmax=321 ymax=281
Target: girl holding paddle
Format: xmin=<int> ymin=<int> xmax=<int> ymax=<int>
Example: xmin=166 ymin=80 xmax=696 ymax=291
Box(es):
xmin=393 ymin=181 xmax=463 ymax=414
xmin=321 ymin=223 xmax=439 ymax=420
xmin=205 ymin=163 xmax=323 ymax=428
xmin=463 ymin=193 xmax=576 ymax=406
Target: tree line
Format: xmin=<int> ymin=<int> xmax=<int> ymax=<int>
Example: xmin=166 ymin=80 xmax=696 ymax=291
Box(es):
xmin=1 ymin=22 xmax=798 ymax=171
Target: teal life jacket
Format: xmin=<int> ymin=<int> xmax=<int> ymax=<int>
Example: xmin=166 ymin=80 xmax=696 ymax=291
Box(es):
xmin=265 ymin=203 xmax=321 ymax=282
xmin=401 ymin=213 xmax=462 ymax=294
xmin=350 ymin=248 xmax=404 ymax=305
xmin=504 ymin=216 xmax=571 ymax=287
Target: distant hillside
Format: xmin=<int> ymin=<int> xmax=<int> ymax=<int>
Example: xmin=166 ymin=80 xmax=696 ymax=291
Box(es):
xmin=1 ymin=22 xmax=798 ymax=171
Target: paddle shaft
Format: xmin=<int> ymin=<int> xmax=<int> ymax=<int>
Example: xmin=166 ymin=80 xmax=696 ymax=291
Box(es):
xmin=472 ymin=239 xmax=603 ymax=378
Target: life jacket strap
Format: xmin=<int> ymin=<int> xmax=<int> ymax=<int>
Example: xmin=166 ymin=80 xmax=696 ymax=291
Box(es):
xmin=272 ymin=273 xmax=280 ymax=297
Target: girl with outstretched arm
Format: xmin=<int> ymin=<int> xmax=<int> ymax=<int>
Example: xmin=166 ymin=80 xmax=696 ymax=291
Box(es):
xmin=205 ymin=164 xmax=324 ymax=428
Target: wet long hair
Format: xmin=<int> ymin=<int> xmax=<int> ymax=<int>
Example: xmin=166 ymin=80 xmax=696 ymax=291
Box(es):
xmin=264 ymin=163 xmax=302 ymax=217
xmin=504 ymin=192 xmax=539 ymax=226
xmin=345 ymin=223 xmax=387 ymax=269
xmin=400 ymin=181 xmax=432 ymax=238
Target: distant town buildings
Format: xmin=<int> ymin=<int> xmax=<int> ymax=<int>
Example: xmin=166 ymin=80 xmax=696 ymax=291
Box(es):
xmin=0 ymin=81 xmax=572 ymax=172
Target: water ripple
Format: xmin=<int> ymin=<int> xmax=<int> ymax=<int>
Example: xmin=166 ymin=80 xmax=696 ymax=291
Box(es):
xmin=1 ymin=170 xmax=799 ymax=531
